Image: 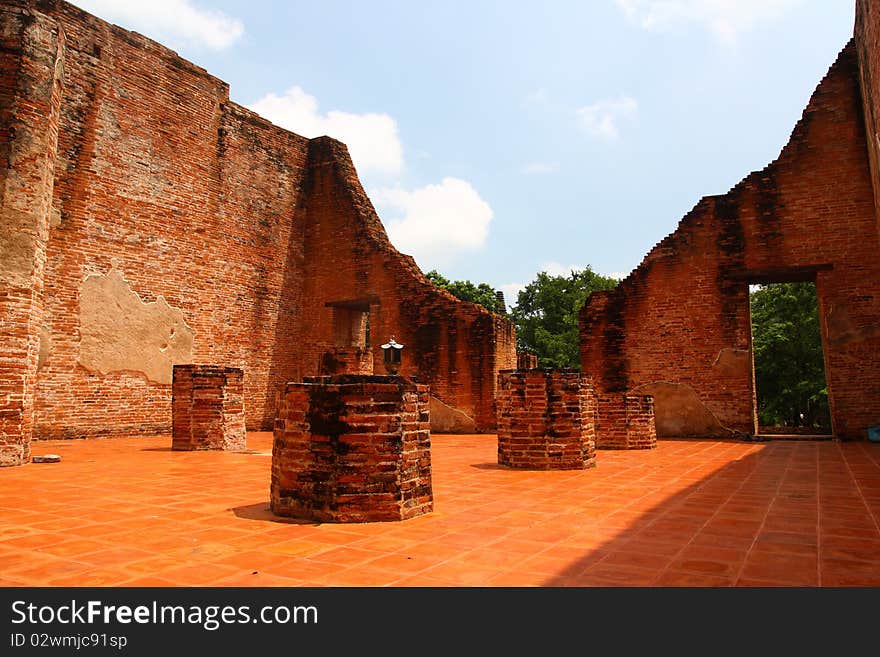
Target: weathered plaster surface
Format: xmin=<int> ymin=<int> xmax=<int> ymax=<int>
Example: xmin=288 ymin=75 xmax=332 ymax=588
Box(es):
xmin=78 ymin=268 xmax=193 ymax=384
xmin=712 ymin=348 xmax=751 ymax=378
xmin=37 ymin=326 xmax=51 ymax=371
xmin=634 ymin=382 xmax=737 ymax=438
xmin=429 ymin=395 xmax=476 ymax=433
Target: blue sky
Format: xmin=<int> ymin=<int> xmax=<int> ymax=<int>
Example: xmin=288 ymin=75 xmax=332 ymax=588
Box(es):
xmin=73 ymin=1 xmax=855 ymax=306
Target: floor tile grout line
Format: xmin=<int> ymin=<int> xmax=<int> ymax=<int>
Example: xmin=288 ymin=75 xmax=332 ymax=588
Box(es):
xmin=730 ymin=442 xmax=789 ymax=586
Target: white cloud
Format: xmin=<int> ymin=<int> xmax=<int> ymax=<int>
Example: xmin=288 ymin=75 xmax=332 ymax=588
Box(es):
xmin=605 ymin=271 xmax=627 ymax=280
xmin=521 ymin=162 xmax=559 ymax=175
xmin=249 ymin=86 xmax=403 ymax=177
xmin=614 ymin=0 xmax=801 ymax=45
xmin=72 ymin=0 xmax=244 ymax=50
xmin=577 ymin=96 xmax=638 ymax=140
xmin=371 ymin=178 xmax=493 ymax=268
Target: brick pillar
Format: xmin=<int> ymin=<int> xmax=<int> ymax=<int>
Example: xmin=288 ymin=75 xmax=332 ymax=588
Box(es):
xmin=172 ymin=365 xmax=246 ymax=451
xmin=596 ymin=393 xmax=657 ymax=450
xmin=496 ymin=369 xmax=597 ymax=469
xmin=0 ymin=7 xmax=65 ymax=466
xmin=271 ymin=374 xmax=433 ymax=522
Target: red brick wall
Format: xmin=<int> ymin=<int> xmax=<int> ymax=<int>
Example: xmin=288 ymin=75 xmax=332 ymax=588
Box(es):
xmin=171 ymin=365 xmax=246 ymax=451
xmin=296 ymin=137 xmax=516 ymax=432
xmin=496 ymin=369 xmax=597 ymax=469
xmin=0 ymin=0 xmax=514 ymax=455
xmin=0 ymin=4 xmax=64 ymax=465
xmin=580 ymin=41 xmax=880 ymax=440
xmin=318 ymin=347 xmax=374 ymax=376
xmin=271 ymin=375 xmax=433 ymax=522
xmin=856 ymin=0 xmax=880 ymax=222
xmin=27 ymin=0 xmax=310 ymax=439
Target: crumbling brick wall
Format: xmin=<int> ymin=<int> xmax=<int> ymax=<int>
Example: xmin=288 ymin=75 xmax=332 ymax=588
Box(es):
xmin=856 ymin=0 xmax=880 ymax=220
xmin=580 ymin=40 xmax=880 ymax=440
xmin=296 ymin=137 xmax=516 ymax=432
xmin=0 ymin=5 xmax=64 ymax=465
xmin=0 ymin=0 xmax=514 ymax=463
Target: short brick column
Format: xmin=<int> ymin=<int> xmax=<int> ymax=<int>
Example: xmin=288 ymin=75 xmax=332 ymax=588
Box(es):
xmin=496 ymin=369 xmax=597 ymax=469
xmin=172 ymin=365 xmax=246 ymax=451
xmin=271 ymin=374 xmax=433 ymax=522
xmin=596 ymin=394 xmax=657 ymax=450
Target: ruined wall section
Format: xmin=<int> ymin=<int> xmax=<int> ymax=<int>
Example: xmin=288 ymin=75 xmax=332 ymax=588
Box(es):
xmin=21 ymin=0 xmax=308 ymax=437
xmin=0 ymin=4 xmax=64 ymax=463
xmin=298 ymin=138 xmax=517 ymax=432
xmin=580 ymin=41 xmax=880 ymax=439
xmin=856 ymin=0 xmax=880 ymax=223
xmin=6 ymin=0 xmax=511 ymax=441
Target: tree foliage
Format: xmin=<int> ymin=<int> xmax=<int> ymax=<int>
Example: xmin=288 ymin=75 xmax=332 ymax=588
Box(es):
xmin=510 ymin=267 xmax=619 ymax=368
xmin=425 ymin=270 xmax=506 ymax=315
xmin=750 ymin=282 xmax=830 ymax=430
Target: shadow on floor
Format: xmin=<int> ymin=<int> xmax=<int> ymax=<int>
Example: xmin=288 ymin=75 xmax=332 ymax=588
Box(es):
xmin=231 ymin=501 xmax=317 ymax=526
xmin=539 ymin=439 xmax=880 ymax=586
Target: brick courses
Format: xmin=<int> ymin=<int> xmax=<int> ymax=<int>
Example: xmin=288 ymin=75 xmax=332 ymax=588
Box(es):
xmin=270 ymin=374 xmax=433 ymax=522
xmin=0 ymin=0 xmax=514 ymax=465
xmin=517 ymin=352 xmax=539 ymax=370
xmin=580 ymin=38 xmax=880 ymax=440
xmin=0 ymin=5 xmax=64 ymax=466
xmin=171 ymin=365 xmax=246 ymax=451
xmin=496 ymin=369 xmax=597 ymax=469
xmin=595 ymin=394 xmax=657 ymax=450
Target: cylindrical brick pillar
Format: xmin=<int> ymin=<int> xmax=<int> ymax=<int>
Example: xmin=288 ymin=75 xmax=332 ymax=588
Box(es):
xmin=596 ymin=393 xmax=657 ymax=450
xmin=271 ymin=374 xmax=433 ymax=522
xmin=496 ymin=369 xmax=597 ymax=469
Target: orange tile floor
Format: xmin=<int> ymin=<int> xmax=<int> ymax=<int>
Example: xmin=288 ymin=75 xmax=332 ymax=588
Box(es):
xmin=2 ymin=433 xmax=879 ymax=587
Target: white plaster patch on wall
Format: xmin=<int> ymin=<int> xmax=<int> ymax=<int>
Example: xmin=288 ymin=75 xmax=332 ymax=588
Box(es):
xmin=0 ymin=208 xmax=40 ymax=288
xmin=78 ymin=267 xmax=194 ymax=384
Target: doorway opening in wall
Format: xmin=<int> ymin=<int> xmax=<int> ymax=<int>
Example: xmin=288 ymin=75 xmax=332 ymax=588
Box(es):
xmin=749 ymin=281 xmax=832 ymax=436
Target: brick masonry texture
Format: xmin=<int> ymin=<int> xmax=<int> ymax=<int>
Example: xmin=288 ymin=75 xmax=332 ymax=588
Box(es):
xmin=581 ymin=33 xmax=880 ymax=441
xmin=270 ymin=374 xmax=433 ymax=522
xmin=496 ymin=369 xmax=597 ymax=469
xmin=171 ymin=365 xmax=246 ymax=451
xmin=596 ymin=394 xmax=657 ymax=450
xmin=0 ymin=0 xmax=515 ymax=464
xmin=318 ymin=347 xmax=374 ymax=376
xmin=517 ymin=352 xmax=539 ymax=370
xmin=0 ymin=5 xmax=63 ymax=466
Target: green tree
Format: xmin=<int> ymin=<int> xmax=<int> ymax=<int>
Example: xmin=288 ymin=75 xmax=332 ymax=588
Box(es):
xmin=425 ymin=270 xmax=506 ymax=315
xmin=510 ymin=267 xmax=618 ymax=368
xmin=750 ymin=282 xmax=830 ymax=430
